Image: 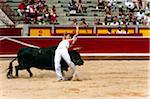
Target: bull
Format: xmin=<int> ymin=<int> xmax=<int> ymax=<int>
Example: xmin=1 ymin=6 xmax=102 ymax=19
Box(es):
xmin=7 ymin=46 xmax=84 ymax=79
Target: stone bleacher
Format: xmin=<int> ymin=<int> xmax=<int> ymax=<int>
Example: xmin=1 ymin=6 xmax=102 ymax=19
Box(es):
xmin=55 ymin=0 xmax=120 ymax=25
xmin=1 ymin=0 xmax=148 ymax=26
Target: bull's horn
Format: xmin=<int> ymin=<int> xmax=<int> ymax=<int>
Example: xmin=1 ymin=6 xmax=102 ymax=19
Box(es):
xmin=73 ymin=47 xmax=82 ymax=50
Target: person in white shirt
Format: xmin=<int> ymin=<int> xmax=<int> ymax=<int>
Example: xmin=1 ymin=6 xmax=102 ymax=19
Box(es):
xmin=116 ymin=27 xmax=127 ymax=34
xmin=136 ymin=11 xmax=144 ymax=21
xmin=54 ymin=25 xmax=79 ymax=81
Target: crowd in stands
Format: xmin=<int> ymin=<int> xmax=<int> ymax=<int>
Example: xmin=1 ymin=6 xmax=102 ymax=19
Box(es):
xmin=68 ymin=0 xmax=150 ymax=26
xmin=17 ymin=0 xmax=58 ymax=24
xmin=15 ymin=0 xmax=150 ymax=26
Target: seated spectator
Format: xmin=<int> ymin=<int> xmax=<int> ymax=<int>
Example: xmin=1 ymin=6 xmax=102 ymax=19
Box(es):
xmin=94 ymin=18 xmax=103 ymax=25
xmin=107 ymin=28 xmax=112 ymax=34
xmin=26 ymin=1 xmax=37 ymax=19
xmin=50 ymin=5 xmax=57 ymax=24
xmin=68 ymin=0 xmax=77 ymax=11
xmin=104 ymin=6 xmax=112 ymax=25
xmin=71 ymin=18 xmax=78 ymax=26
xmin=96 ymin=0 xmax=105 ymax=9
xmin=17 ymin=0 xmax=26 ymax=16
xmin=132 ymin=0 xmax=143 ymax=9
xmin=110 ymin=16 xmax=119 ymax=25
xmin=116 ymin=27 xmax=126 ymax=34
xmin=76 ymin=0 xmax=83 ymax=13
xmin=125 ymin=25 xmax=129 ymax=34
xmin=125 ymin=0 xmax=135 ymax=12
xmin=104 ymin=15 xmax=111 ymax=25
xmin=36 ymin=0 xmax=45 ymax=12
xmin=120 ymin=17 xmax=129 ymax=25
xmin=145 ymin=3 xmax=150 ymax=15
xmin=51 ymin=12 xmax=57 ymax=24
xmin=136 ymin=10 xmax=144 ymax=21
xmin=80 ymin=18 xmax=88 ymax=27
xmin=118 ymin=6 xmax=125 ymax=17
xmin=127 ymin=11 xmax=134 ymax=22
xmin=132 ymin=16 xmax=139 ymax=25
xmin=43 ymin=6 xmax=50 ymax=23
xmin=144 ymin=13 xmax=150 ymax=25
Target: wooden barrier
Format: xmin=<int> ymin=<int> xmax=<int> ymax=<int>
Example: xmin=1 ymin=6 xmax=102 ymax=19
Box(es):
xmin=54 ymin=26 xmax=94 ymax=35
xmin=96 ymin=26 xmax=136 ymax=34
xmin=0 ymin=36 xmax=149 ymax=59
xmin=138 ymin=27 xmax=150 ymax=36
xmin=0 ymin=28 xmax=21 ymax=36
xmin=29 ymin=27 xmax=52 ymax=36
xmin=26 ymin=25 xmax=149 ymax=36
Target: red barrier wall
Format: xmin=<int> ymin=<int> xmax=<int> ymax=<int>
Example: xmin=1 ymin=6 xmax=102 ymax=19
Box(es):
xmin=0 ymin=37 xmax=149 ymax=56
xmin=0 ymin=28 xmax=22 ymax=36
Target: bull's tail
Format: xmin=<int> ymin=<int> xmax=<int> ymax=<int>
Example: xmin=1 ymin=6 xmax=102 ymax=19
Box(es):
xmin=7 ymin=57 xmax=17 ymax=78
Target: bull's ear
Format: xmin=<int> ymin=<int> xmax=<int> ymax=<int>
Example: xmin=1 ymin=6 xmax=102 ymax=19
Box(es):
xmin=73 ymin=47 xmax=82 ymax=51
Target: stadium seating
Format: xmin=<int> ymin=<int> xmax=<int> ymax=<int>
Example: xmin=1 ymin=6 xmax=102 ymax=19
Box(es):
xmin=0 ymin=0 xmax=149 ymax=26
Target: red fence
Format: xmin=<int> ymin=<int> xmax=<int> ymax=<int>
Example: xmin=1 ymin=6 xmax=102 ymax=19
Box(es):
xmin=0 ymin=28 xmax=22 ymax=36
xmin=0 ymin=36 xmax=149 ymax=58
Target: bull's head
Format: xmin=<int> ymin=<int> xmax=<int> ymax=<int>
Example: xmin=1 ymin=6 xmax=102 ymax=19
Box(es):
xmin=69 ymin=50 xmax=84 ymax=66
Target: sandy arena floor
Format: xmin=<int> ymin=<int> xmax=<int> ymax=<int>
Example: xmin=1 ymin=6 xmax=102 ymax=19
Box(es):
xmin=0 ymin=59 xmax=149 ymax=99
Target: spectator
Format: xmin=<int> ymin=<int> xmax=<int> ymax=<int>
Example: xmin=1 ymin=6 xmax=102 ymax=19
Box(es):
xmin=110 ymin=16 xmax=119 ymax=25
xmin=50 ymin=5 xmax=57 ymax=24
xmin=132 ymin=16 xmax=139 ymax=25
xmin=125 ymin=0 xmax=135 ymax=12
xmin=104 ymin=16 xmax=110 ymax=25
xmin=68 ymin=0 xmax=77 ymax=11
xmin=71 ymin=18 xmax=78 ymax=26
xmin=132 ymin=0 xmax=143 ymax=9
xmin=125 ymin=25 xmax=129 ymax=34
xmin=116 ymin=27 xmax=126 ymax=34
xmin=144 ymin=14 xmax=150 ymax=25
xmin=120 ymin=17 xmax=129 ymax=25
xmin=107 ymin=28 xmax=112 ymax=34
xmin=128 ymin=11 xmax=134 ymax=22
xmin=17 ymin=0 xmax=26 ymax=16
xmin=136 ymin=10 xmax=144 ymax=21
xmin=26 ymin=1 xmax=37 ymax=19
xmin=76 ymin=0 xmax=83 ymax=13
xmin=43 ymin=6 xmax=50 ymax=23
xmin=80 ymin=18 xmax=88 ymax=27
xmin=94 ymin=18 xmax=103 ymax=25
xmin=104 ymin=6 xmax=112 ymax=25
xmin=118 ymin=5 xmax=125 ymax=17
xmin=138 ymin=0 xmax=143 ymax=9
xmin=50 ymin=5 xmax=56 ymax=14
xmin=36 ymin=0 xmax=45 ymax=12
xmin=145 ymin=3 xmax=150 ymax=15
xmin=96 ymin=0 xmax=105 ymax=9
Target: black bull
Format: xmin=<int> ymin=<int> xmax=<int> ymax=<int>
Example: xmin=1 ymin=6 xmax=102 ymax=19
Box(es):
xmin=7 ymin=46 xmax=84 ymax=78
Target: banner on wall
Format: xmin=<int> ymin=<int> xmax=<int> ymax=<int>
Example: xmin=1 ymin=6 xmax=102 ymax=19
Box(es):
xmin=55 ymin=27 xmax=93 ymax=34
xmin=96 ymin=27 xmax=135 ymax=34
xmin=29 ymin=28 xmax=51 ymax=36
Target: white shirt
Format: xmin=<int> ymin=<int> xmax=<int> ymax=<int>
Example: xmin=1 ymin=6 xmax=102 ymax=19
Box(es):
xmin=57 ymin=34 xmax=77 ymax=49
xmin=136 ymin=12 xmax=144 ymax=20
xmin=110 ymin=22 xmax=119 ymax=25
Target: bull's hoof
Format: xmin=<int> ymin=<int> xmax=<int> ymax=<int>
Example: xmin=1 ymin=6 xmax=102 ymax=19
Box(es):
xmin=7 ymin=74 xmax=13 ymax=79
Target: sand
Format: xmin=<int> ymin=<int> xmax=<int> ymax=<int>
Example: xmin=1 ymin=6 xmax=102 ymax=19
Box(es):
xmin=0 ymin=59 xmax=149 ymax=99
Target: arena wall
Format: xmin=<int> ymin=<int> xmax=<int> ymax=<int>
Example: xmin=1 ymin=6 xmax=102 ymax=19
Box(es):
xmin=0 ymin=36 xmax=149 ymax=59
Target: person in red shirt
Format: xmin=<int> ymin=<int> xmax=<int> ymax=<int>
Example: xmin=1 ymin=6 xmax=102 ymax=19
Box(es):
xmin=17 ymin=0 xmax=26 ymax=16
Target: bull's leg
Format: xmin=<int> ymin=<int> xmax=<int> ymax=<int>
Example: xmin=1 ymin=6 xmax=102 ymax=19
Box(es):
xmin=15 ymin=65 xmax=27 ymax=77
xmin=15 ymin=66 xmax=19 ymax=77
xmin=26 ymin=68 xmax=33 ymax=77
